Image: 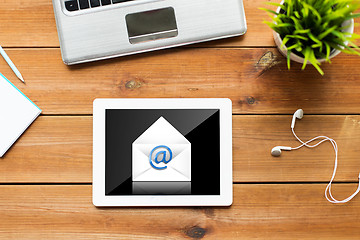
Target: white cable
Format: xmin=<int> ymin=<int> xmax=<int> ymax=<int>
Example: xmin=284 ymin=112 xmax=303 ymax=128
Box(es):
xmin=291 ymin=127 xmax=360 ymax=204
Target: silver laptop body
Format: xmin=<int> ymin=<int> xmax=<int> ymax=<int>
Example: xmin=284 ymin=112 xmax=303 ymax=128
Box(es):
xmin=52 ymin=0 xmax=247 ymax=65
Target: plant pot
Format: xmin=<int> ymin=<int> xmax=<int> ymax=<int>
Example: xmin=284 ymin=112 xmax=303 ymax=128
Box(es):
xmin=273 ymin=2 xmax=355 ymax=64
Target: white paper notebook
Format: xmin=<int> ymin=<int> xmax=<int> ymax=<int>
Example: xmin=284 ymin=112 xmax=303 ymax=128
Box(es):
xmin=0 ymin=73 xmax=41 ymax=157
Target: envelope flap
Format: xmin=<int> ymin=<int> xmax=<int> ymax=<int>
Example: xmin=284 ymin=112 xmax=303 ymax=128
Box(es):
xmin=133 ymin=117 xmax=190 ymax=144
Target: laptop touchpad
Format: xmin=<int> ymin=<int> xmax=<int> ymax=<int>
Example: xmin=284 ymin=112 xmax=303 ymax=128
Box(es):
xmin=126 ymin=7 xmax=178 ymax=44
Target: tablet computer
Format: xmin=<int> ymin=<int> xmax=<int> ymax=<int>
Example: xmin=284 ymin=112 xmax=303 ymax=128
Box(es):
xmin=93 ymin=98 xmax=232 ymax=206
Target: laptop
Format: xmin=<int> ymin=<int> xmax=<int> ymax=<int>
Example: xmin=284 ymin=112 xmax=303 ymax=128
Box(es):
xmin=52 ymin=0 xmax=247 ymax=64
xmin=93 ymin=99 xmax=232 ymax=206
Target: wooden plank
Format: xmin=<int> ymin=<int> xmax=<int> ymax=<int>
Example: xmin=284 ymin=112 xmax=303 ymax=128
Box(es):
xmin=2 ymin=115 xmax=360 ymax=183
xmin=0 ymin=184 xmax=359 ymax=239
xmin=0 ymin=116 xmax=92 ymax=183
xmin=0 ymin=0 xmax=358 ymax=47
xmin=0 ymin=0 xmax=59 ymax=47
xmin=235 ymin=115 xmax=360 ymax=182
xmin=3 ymin=48 xmax=360 ymax=114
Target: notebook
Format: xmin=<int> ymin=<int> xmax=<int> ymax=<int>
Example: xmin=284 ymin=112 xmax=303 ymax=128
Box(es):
xmin=0 ymin=73 xmax=41 ymax=157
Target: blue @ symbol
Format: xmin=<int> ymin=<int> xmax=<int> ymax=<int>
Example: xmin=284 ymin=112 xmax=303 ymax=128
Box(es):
xmin=149 ymin=145 xmax=173 ymax=170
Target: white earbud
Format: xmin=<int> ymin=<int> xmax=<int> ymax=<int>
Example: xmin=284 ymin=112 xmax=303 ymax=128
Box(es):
xmin=271 ymin=109 xmax=360 ymax=204
xmin=271 ymin=146 xmax=292 ymax=157
xmin=291 ymin=109 xmax=304 ymax=129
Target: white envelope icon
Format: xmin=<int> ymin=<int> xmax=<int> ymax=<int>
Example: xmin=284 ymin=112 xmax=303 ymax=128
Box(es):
xmin=132 ymin=117 xmax=191 ymax=182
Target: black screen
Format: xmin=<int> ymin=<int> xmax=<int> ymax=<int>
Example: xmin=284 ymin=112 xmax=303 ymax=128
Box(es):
xmin=105 ymin=109 xmax=220 ymax=195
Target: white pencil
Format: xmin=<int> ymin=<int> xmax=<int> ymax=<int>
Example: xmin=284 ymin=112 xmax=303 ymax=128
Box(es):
xmin=0 ymin=45 xmax=25 ymax=83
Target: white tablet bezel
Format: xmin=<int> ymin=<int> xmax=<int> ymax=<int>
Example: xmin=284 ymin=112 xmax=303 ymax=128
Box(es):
xmin=93 ymin=98 xmax=232 ymax=206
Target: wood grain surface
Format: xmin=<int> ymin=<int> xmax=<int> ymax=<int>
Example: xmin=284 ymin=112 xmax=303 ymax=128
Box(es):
xmin=1 ymin=0 xmax=360 ymax=239
xmin=0 ymin=185 xmax=359 ymax=239
xmin=0 ymin=0 xmax=358 ymax=47
xmin=2 ymin=115 xmax=360 ymax=183
xmin=1 ymin=48 xmax=360 ymax=114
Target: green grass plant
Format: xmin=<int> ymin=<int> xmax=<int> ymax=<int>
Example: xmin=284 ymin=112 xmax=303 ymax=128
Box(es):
xmin=261 ymin=0 xmax=360 ymax=75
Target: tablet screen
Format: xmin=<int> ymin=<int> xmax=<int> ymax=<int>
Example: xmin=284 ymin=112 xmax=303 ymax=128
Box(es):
xmin=105 ymin=109 xmax=220 ymax=195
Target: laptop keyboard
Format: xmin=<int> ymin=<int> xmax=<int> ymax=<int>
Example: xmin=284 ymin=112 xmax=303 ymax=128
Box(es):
xmin=65 ymin=0 xmax=134 ymax=11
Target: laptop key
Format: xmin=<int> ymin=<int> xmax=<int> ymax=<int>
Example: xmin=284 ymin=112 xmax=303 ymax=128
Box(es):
xmin=64 ymin=0 xmax=79 ymax=11
xmin=112 ymin=0 xmax=129 ymax=3
xmin=90 ymin=0 xmax=101 ymax=7
xmin=101 ymin=0 xmax=111 ymax=5
xmin=79 ymin=0 xmax=90 ymax=9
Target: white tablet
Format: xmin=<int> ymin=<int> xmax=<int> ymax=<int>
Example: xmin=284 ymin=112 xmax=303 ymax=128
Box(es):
xmin=93 ymin=98 xmax=232 ymax=206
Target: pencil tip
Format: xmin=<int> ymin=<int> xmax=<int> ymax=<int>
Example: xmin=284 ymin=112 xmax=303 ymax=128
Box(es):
xmin=19 ymin=75 xmax=25 ymax=83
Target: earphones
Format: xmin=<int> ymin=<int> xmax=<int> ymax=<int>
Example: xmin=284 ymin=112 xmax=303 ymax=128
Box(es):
xmin=271 ymin=109 xmax=360 ymax=204
xmin=270 ymin=146 xmax=291 ymax=157
xmin=271 ymin=109 xmax=304 ymax=156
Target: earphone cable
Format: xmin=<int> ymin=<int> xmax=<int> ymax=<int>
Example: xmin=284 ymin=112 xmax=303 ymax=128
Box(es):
xmin=291 ymin=128 xmax=360 ymax=204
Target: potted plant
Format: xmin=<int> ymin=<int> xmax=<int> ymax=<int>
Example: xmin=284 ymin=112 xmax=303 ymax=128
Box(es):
xmin=261 ymin=0 xmax=360 ymax=75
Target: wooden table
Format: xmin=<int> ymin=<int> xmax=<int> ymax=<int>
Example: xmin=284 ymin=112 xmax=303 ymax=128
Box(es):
xmin=1 ymin=1 xmax=360 ymax=239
